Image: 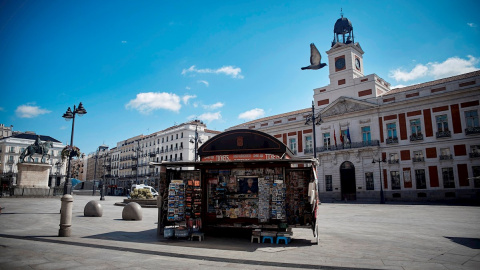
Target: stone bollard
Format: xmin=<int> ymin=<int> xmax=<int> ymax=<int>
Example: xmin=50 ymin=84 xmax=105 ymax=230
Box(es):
xmin=122 ymin=202 xmax=142 ymax=221
xmin=84 ymin=200 xmax=103 ymax=217
xmin=58 ymin=194 xmax=73 ymax=237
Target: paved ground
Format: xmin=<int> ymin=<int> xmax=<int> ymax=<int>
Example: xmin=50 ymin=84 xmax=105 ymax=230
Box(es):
xmin=0 ymin=195 xmax=479 ymax=270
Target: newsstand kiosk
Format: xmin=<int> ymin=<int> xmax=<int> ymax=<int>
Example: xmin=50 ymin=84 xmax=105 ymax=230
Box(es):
xmin=153 ymin=129 xmax=320 ymax=243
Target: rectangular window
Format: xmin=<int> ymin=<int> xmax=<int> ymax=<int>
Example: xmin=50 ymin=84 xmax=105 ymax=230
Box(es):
xmin=289 ymin=138 xmax=297 ymax=153
xmin=410 ymin=119 xmax=422 ymax=135
xmin=365 ymin=172 xmax=374 ymax=190
xmin=390 ymin=171 xmax=401 ymax=190
xmin=415 ymin=169 xmax=426 ymax=189
xmin=387 ymin=123 xmax=397 ymax=138
xmin=473 ymin=166 xmax=480 ymax=188
xmin=362 ymin=126 xmax=371 ymax=143
xmin=465 ymin=110 xmax=479 ymax=128
xmin=413 ymin=150 xmax=424 ymax=162
xmin=389 ymin=153 xmax=399 ymax=164
xmin=436 ymin=115 xmax=449 ymax=132
xmin=442 ymin=167 xmax=455 ymax=188
xmin=305 ymin=136 xmax=313 ymax=153
xmin=323 ymin=133 xmax=330 ymax=148
xmin=325 ymin=175 xmax=333 ymax=191
xmin=471 ymin=145 xmax=480 ymax=158
xmin=440 ymin=147 xmax=452 ymax=160
xmin=8 ymin=155 xmax=14 ymax=161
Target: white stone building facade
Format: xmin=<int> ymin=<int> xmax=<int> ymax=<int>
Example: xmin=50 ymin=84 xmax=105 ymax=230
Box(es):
xmin=229 ymin=16 xmax=480 ymax=202
xmin=0 ymin=131 xmax=67 ymax=188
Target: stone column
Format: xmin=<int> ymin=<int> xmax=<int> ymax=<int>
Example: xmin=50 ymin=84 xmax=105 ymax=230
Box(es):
xmin=58 ymin=194 xmax=73 ymax=237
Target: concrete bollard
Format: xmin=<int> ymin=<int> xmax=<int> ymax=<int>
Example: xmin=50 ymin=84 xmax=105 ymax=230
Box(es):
xmin=58 ymin=194 xmax=73 ymax=237
xmin=122 ymin=202 xmax=142 ymax=221
xmin=84 ymin=200 xmax=103 ymax=217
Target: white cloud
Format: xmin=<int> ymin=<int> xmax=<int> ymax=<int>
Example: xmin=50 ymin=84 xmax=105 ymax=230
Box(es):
xmin=121 ymin=41 xmax=127 ymax=43
xmin=391 ymin=84 xmax=408 ymax=89
xmin=0 ymin=107 xmax=4 ymax=111
xmin=185 ymin=86 xmax=191 ymax=90
xmin=389 ymin=55 xmax=479 ymax=82
xmin=182 ymin=65 xmax=244 ymax=79
xmin=429 ymin=55 xmax=479 ymax=79
xmin=467 ymin=23 xmax=477 ymax=28
xmin=15 ymin=104 xmax=51 ymax=118
xmin=238 ymin=108 xmax=265 ymax=121
xmin=203 ymin=102 xmax=224 ymax=110
xmin=182 ymin=94 xmax=197 ymax=105
xmin=126 ymin=92 xmax=181 ymax=114
xmin=197 ymin=80 xmax=209 ymax=87
xmin=389 ymin=64 xmax=428 ymax=82
xmin=198 ymin=111 xmax=222 ymax=122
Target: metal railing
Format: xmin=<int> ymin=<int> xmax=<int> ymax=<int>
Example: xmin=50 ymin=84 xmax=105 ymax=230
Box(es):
xmin=316 ymin=140 xmax=380 ymax=153
xmin=412 ymin=157 xmax=425 ymax=162
xmin=436 ymin=130 xmax=451 ymax=138
xmin=410 ymin=133 xmax=423 ymax=141
xmin=386 ymin=137 xmax=399 ymax=144
xmin=465 ymin=126 xmax=480 ymax=135
xmin=439 ymin=154 xmax=453 ymax=160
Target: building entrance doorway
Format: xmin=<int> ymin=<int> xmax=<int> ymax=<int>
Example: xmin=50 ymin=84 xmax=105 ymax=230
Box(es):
xmin=340 ymin=161 xmax=356 ymax=201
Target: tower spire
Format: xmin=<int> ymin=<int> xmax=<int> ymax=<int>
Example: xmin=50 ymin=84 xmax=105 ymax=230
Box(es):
xmin=340 ymin=8 xmax=343 ymax=18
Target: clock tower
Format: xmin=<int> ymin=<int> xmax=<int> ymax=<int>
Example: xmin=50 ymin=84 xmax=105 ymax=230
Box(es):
xmin=326 ymin=14 xmax=364 ymax=90
xmin=313 ymin=13 xmax=390 ymax=109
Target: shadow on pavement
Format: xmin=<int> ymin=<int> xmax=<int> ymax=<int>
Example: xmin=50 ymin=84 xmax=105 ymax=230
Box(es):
xmin=0 ymin=233 xmax=377 ymax=270
xmin=445 ymin=236 xmax=480 ymax=249
xmin=83 ymin=228 xmax=316 ymax=252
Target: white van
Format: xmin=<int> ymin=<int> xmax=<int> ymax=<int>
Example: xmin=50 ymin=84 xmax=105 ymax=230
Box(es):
xmin=131 ymin=184 xmax=159 ymax=197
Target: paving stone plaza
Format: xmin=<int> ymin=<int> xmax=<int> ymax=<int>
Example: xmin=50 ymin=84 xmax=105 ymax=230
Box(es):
xmin=0 ymin=195 xmax=479 ymax=270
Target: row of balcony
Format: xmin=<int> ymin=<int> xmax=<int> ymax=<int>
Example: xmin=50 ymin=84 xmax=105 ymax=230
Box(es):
xmin=383 ymin=153 xmax=479 ymax=164
xmin=384 ymin=129 xmax=478 ymax=144
xmin=305 ymin=140 xmax=380 ymax=154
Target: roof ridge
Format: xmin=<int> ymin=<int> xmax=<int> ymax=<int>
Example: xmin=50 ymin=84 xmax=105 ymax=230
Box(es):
xmin=386 ymin=70 xmax=480 ymax=95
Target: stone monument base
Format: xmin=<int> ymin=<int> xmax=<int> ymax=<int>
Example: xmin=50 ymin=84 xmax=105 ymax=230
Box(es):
xmin=17 ymin=162 xmax=51 ymax=188
xmin=13 ymin=187 xmax=52 ymax=196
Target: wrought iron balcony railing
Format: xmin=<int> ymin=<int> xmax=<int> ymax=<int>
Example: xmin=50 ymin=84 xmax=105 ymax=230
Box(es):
xmin=439 ymin=154 xmax=453 ymax=160
xmin=388 ymin=159 xmax=399 ymax=164
xmin=386 ymin=137 xmax=399 ymax=144
xmin=465 ymin=126 xmax=480 ymax=135
xmin=410 ymin=133 xmax=423 ymax=141
xmin=436 ymin=130 xmax=451 ymax=138
xmin=316 ymin=140 xmax=380 ymax=153
xmin=469 ymin=152 xmax=480 ymax=158
xmin=412 ymin=157 xmax=425 ymax=162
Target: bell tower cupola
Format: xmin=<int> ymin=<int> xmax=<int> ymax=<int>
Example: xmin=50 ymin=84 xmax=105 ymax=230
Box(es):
xmin=332 ymin=9 xmax=354 ymax=47
xmin=326 ymin=10 xmax=365 ymax=89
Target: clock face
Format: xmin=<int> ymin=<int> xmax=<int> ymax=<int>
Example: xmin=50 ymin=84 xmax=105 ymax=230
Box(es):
xmin=355 ymin=58 xmax=361 ymax=70
xmin=335 ymin=58 xmax=345 ymax=70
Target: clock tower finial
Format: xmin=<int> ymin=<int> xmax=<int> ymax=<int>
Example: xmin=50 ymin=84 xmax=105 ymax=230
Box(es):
xmin=340 ymin=8 xmax=343 ymax=18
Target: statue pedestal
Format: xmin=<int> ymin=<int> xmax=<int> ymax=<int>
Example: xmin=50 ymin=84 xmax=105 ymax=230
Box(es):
xmin=17 ymin=163 xmax=51 ymax=188
xmin=14 ymin=163 xmax=52 ymax=196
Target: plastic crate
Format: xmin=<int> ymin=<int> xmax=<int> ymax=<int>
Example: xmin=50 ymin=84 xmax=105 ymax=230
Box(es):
xmin=164 ymin=228 xmax=174 ymax=238
xmin=175 ymin=229 xmax=189 ymax=238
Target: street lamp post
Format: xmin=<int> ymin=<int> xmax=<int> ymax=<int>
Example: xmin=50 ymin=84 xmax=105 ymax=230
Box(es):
xmin=189 ymin=121 xmax=203 ymax=161
xmin=62 ymin=102 xmax=87 ymax=195
xmin=372 ymin=158 xmax=386 ymax=204
xmin=59 ymin=102 xmax=86 ymax=237
xmin=305 ymin=101 xmax=322 ymax=158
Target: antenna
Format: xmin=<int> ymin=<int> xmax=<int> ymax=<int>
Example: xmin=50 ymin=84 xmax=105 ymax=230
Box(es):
xmin=340 ymin=8 xmax=343 ymax=18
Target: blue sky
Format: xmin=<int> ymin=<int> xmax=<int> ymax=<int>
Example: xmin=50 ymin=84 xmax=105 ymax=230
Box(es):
xmin=1 ymin=0 xmax=479 ymax=154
